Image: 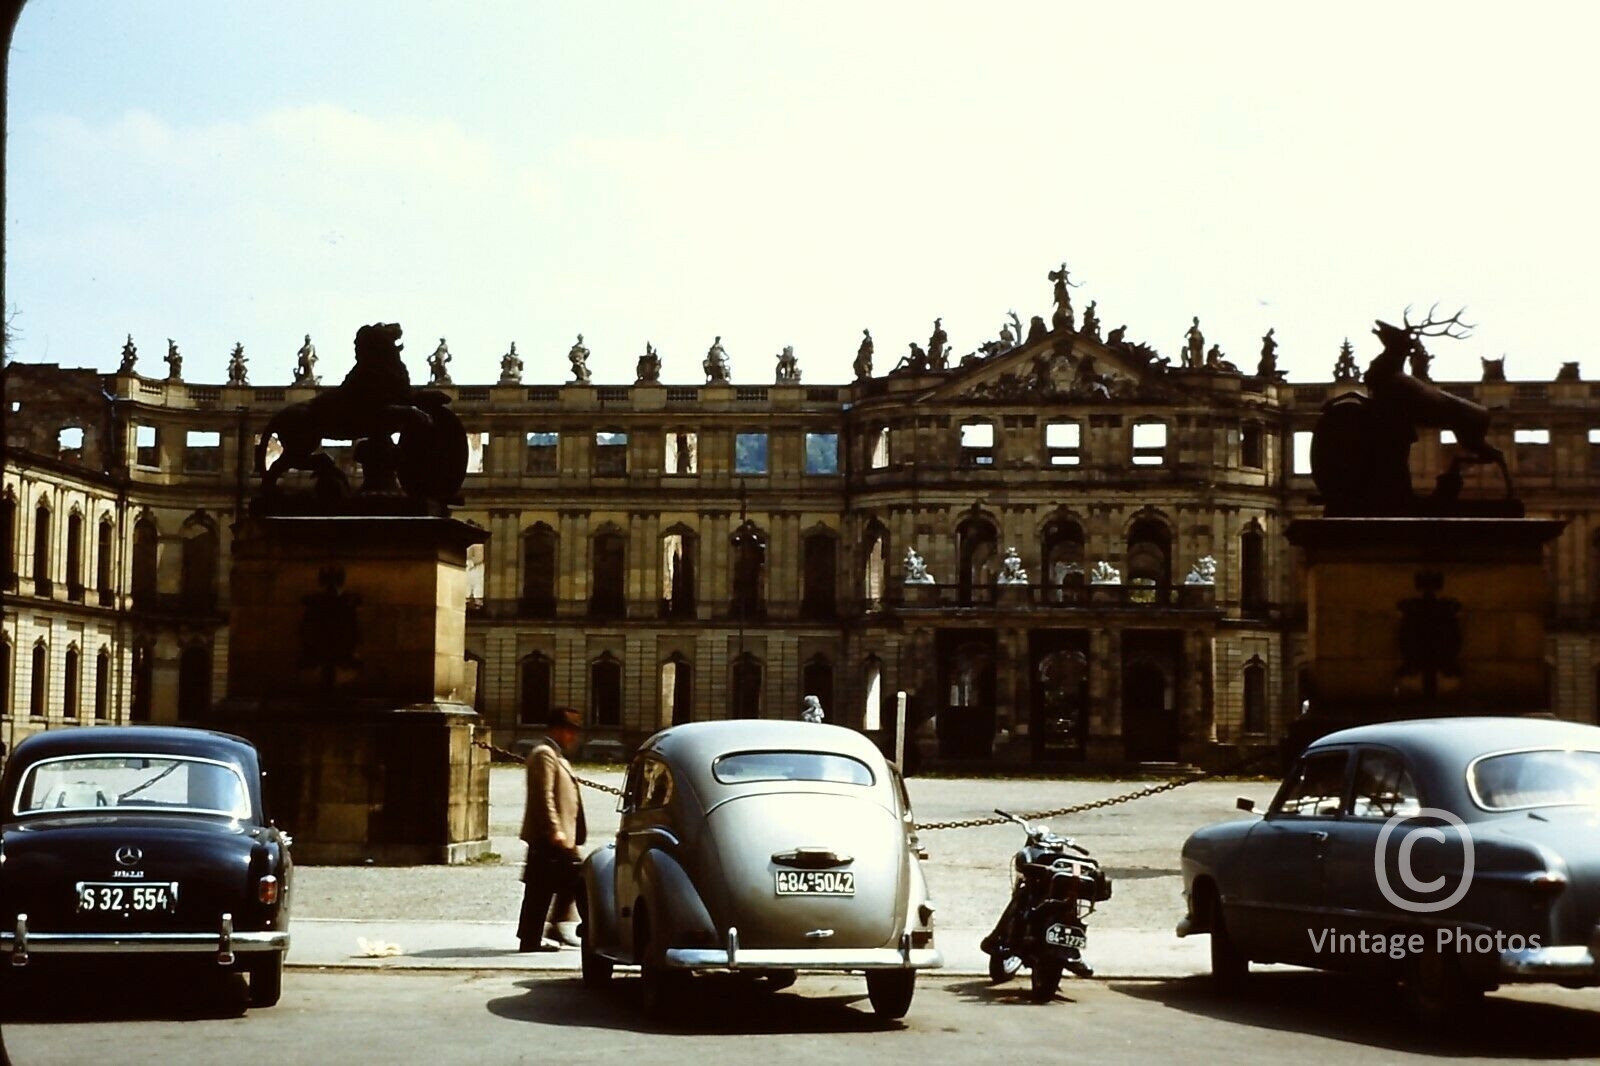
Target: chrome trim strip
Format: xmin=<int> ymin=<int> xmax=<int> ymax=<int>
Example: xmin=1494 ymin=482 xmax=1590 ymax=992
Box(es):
xmin=0 ymin=930 xmax=288 ymax=956
xmin=664 ymin=946 xmax=942 ymax=970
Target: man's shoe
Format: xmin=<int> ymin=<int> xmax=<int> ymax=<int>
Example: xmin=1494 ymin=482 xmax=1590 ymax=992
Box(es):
xmin=520 ymin=938 xmax=561 ymax=953
xmin=547 ymin=924 xmax=582 ymax=948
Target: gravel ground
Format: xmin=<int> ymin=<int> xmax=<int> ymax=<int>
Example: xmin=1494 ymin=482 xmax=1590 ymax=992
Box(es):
xmin=293 ymin=766 xmax=1279 ymax=934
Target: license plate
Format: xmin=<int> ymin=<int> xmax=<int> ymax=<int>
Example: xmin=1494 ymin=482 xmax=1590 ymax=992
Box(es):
xmin=774 ymin=870 xmax=855 ymax=896
xmin=76 ymin=882 xmax=178 ymax=914
xmin=1044 ymin=923 xmax=1086 ymax=950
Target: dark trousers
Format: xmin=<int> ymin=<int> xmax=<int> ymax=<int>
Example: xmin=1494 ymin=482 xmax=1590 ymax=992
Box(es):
xmin=518 ymin=849 xmax=580 ymax=944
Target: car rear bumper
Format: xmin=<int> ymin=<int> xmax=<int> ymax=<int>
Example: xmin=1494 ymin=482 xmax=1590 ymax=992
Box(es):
xmin=2 ymin=912 xmax=288 ymax=966
xmin=664 ymin=929 xmax=942 ymax=971
xmin=1498 ymin=944 xmax=1599 ymax=982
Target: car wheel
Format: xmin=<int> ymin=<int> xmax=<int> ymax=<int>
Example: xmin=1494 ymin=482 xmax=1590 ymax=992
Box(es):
xmin=636 ymin=913 xmax=682 ymax=1022
xmin=1405 ymin=947 xmax=1481 ymax=1025
xmin=988 ymin=951 xmax=1022 ymax=984
xmin=1029 ymin=960 xmax=1063 ymax=1002
xmin=580 ymin=932 xmax=613 ymax=989
xmin=865 ymin=969 xmax=916 ymax=1019
xmin=247 ymin=954 xmax=284 ymax=1008
xmin=1208 ymin=895 xmax=1249 ymax=993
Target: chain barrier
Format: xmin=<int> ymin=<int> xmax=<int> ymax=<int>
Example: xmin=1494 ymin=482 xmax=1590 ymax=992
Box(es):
xmin=475 ymin=737 xmax=1280 ymax=824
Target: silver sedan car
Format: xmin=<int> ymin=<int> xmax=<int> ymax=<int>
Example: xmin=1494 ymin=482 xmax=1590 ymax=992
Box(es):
xmin=579 ymin=720 xmax=942 ymax=1019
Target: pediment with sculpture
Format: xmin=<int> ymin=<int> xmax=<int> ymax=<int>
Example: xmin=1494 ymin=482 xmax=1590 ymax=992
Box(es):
xmin=931 ymin=330 xmax=1182 ymax=404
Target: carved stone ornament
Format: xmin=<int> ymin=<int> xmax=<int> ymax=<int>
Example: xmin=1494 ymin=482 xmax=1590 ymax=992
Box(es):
xmin=1088 ymin=560 xmax=1121 ymax=585
xmin=904 ymin=546 xmax=935 ymax=584
xmin=995 ymin=546 xmax=1028 ymax=585
xmin=1183 ymin=555 xmax=1217 ymax=585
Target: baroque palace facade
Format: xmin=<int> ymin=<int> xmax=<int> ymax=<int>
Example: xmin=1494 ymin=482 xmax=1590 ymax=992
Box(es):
xmin=6 ymin=314 xmax=1600 ymax=768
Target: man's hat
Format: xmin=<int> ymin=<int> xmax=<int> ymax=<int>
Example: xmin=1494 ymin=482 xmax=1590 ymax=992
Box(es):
xmin=548 ymin=707 xmax=584 ymax=731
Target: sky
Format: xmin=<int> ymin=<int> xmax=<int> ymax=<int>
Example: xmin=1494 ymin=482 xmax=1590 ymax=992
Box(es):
xmin=6 ymin=1 xmax=1600 ymax=388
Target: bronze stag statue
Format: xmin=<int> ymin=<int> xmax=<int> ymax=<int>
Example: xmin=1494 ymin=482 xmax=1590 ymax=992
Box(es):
xmin=1310 ymin=306 xmax=1516 ymax=516
xmin=254 ymin=322 xmax=468 ymax=510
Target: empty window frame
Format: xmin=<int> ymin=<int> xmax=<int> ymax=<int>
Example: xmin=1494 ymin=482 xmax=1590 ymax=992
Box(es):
xmin=1131 ymin=421 xmax=1167 ymax=466
xmin=1515 ymin=428 xmax=1551 ymax=476
xmin=1044 ymin=421 xmax=1081 ymax=466
xmin=735 ymin=432 xmax=769 ymax=475
xmin=135 ymin=425 xmax=159 ymax=468
xmin=1241 ymin=422 xmax=1264 ymax=469
xmin=805 ymin=432 xmax=839 ymax=475
xmin=466 ymin=431 xmax=489 ymax=474
xmin=1590 ymin=428 xmax=1600 ymax=474
xmin=58 ymin=427 xmax=84 ymax=459
xmin=595 ymin=431 xmax=628 ymax=476
xmin=184 ymin=430 xmax=221 ymax=473
xmin=869 ymin=426 xmax=890 ymax=469
xmin=959 ymin=420 xmax=995 ymax=466
xmin=664 ymin=431 xmax=699 ymax=475
xmin=525 ymin=431 xmax=558 ymax=475
xmin=1291 ymin=430 xmax=1314 ymax=475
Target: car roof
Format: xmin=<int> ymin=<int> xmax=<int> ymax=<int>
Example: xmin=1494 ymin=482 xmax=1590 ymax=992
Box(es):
xmin=7 ymin=725 xmax=260 ymax=765
xmin=1311 ymin=716 xmax=1600 ymax=758
xmin=641 ymin=720 xmax=889 ymax=783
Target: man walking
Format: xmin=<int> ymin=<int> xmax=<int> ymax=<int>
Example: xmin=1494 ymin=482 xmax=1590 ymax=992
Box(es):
xmin=518 ymin=707 xmax=587 ymax=951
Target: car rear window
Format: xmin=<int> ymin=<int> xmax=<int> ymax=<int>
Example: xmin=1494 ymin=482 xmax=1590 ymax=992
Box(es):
xmin=13 ymin=754 xmax=252 ymax=819
xmin=711 ymin=751 xmax=875 ymax=787
xmin=1469 ymin=748 xmax=1600 ymax=811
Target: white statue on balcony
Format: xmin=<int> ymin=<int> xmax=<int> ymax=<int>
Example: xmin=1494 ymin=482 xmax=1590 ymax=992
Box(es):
xmin=904 ymin=547 xmax=935 ymax=584
xmin=995 ymin=546 xmax=1028 ymax=585
xmin=1089 ymin=560 xmax=1121 ymax=585
xmin=1184 ymin=555 xmax=1217 ymax=585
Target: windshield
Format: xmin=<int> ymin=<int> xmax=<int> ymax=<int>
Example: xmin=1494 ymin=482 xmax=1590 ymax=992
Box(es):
xmin=13 ymin=754 xmax=252 ymax=819
xmin=712 ymin=751 xmax=875 ymax=787
xmin=1468 ymin=748 xmax=1600 ymax=811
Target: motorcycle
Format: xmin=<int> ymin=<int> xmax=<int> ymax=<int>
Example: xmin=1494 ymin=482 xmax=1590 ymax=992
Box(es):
xmin=980 ymin=809 xmax=1113 ymax=1001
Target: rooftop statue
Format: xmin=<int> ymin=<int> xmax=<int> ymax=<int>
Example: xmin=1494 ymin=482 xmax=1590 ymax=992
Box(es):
xmin=927 ymin=318 xmax=949 ymax=370
xmin=227 ymin=342 xmax=249 ymax=387
xmin=1025 ymin=315 xmax=1049 ymax=344
xmin=1048 ymin=262 xmax=1078 ymax=332
xmin=1311 ymin=306 xmax=1515 ymax=516
xmin=119 ymin=335 xmax=138 ymax=375
xmin=1257 ymin=328 xmax=1279 ymax=378
xmin=294 ymin=334 xmax=321 ymax=386
xmin=1182 ymin=317 xmax=1204 ymax=369
xmin=1481 ymin=356 xmax=1506 ymax=383
xmin=567 ymin=334 xmax=592 ymax=385
xmin=853 ymin=329 xmax=874 ymax=381
xmin=1205 ymin=344 xmax=1237 ymax=373
xmin=427 ymin=338 xmax=453 ymax=386
xmin=1080 ymin=300 xmax=1100 ymax=340
xmin=1557 ymin=361 xmax=1581 ymax=382
xmin=164 ymin=339 xmax=183 ymax=381
xmin=775 ymin=344 xmax=800 ymax=383
xmin=893 ymin=342 xmax=930 ymax=375
xmin=254 ymin=322 xmax=468 ymax=512
xmin=704 ymin=336 xmax=731 ymax=384
xmin=637 ymin=341 xmax=662 ymax=384
xmin=1332 ymin=338 xmax=1360 ymax=382
xmin=499 ymin=341 xmax=523 ymax=385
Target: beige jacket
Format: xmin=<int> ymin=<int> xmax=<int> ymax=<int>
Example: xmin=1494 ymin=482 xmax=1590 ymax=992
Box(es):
xmin=520 ymin=737 xmax=586 ymax=853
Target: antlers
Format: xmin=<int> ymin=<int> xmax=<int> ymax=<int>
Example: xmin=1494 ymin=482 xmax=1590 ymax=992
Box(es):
xmin=1401 ymin=303 xmax=1475 ymax=340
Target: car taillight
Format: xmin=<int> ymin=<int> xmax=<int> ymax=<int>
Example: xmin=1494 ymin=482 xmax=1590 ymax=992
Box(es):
xmin=1527 ymin=871 xmax=1567 ymax=896
xmin=258 ymin=875 xmax=279 ymax=905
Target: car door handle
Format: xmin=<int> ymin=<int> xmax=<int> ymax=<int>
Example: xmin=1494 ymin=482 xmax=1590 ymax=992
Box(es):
xmin=1311 ymin=831 xmax=1329 ymax=842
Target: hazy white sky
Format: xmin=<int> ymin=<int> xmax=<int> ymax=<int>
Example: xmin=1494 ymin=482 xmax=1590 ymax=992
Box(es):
xmin=7 ymin=1 xmax=1599 ymax=387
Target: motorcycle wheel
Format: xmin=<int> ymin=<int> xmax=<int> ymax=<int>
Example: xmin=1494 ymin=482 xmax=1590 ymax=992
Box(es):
xmin=1030 ymin=960 xmax=1063 ymax=1002
xmin=988 ymin=951 xmax=1022 ymax=984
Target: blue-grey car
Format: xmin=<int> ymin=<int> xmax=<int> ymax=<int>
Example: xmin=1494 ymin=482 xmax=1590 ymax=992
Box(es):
xmin=1178 ymin=716 xmax=1600 ymax=1017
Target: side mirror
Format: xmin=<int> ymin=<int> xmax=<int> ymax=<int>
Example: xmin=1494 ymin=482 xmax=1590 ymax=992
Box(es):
xmin=1236 ymin=797 xmax=1256 ymax=813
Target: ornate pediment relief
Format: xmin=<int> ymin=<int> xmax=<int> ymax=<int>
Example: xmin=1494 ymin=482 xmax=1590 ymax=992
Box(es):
xmin=928 ymin=330 xmax=1181 ymax=404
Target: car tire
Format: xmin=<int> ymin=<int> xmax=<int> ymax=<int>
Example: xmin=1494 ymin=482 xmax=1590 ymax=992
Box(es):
xmin=1029 ymin=960 xmax=1063 ymax=1002
xmin=581 ymin=933 xmax=613 ymax=989
xmin=1405 ymin=947 xmax=1481 ymax=1026
xmin=636 ymin=913 xmax=682 ymax=1022
xmin=988 ymin=951 xmax=1022 ymax=984
xmin=247 ymin=954 xmax=284 ymax=1008
xmin=1208 ymin=896 xmax=1249 ymax=993
xmin=866 ymin=969 xmax=916 ymax=1018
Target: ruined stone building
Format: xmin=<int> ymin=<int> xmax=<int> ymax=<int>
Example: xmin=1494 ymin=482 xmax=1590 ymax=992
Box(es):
xmin=5 ymin=323 xmax=1599 ymax=768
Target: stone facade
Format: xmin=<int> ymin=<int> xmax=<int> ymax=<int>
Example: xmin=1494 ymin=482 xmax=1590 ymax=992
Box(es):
xmin=5 ymin=331 xmax=1600 ymax=769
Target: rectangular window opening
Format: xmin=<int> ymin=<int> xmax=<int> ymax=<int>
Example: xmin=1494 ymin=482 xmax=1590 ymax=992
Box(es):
xmin=1045 ymin=421 xmax=1081 ymax=467
xmin=184 ymin=430 xmax=221 ymax=473
xmin=805 ymin=432 xmax=839 ymax=475
xmin=869 ymin=427 xmax=890 ymax=469
xmin=1132 ymin=422 xmax=1167 ymax=467
xmin=466 ymin=431 xmax=489 ymax=474
xmin=525 ymin=431 xmax=558 ymax=475
xmin=135 ymin=425 xmax=159 ymax=468
xmin=665 ymin=431 xmax=699 ymax=475
xmin=595 ymin=431 xmax=628 ymax=476
xmin=1291 ymin=430 xmax=1314 ymax=476
xmin=735 ymin=432 xmax=769 ymax=475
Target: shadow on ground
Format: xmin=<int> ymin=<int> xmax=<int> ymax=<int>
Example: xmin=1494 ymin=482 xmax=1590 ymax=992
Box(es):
xmin=1116 ymin=971 xmax=1600 ymax=1058
xmin=487 ymin=972 xmax=907 ymax=1035
xmin=0 ymin=960 xmax=251 ymax=1022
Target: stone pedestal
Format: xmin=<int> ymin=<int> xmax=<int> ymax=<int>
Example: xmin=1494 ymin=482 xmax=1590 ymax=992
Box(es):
xmin=1286 ymin=518 xmax=1566 ymax=738
xmin=210 ymin=516 xmax=492 ymax=864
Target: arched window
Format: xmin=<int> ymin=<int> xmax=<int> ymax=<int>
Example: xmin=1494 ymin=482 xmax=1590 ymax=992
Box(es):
xmin=181 ymin=518 xmax=219 ymax=612
xmin=31 ymin=641 xmax=48 ymax=717
xmin=730 ymin=653 xmax=763 ymax=719
xmin=801 ymin=530 xmax=838 ymax=619
xmin=95 ymin=647 xmax=111 ymax=720
xmin=1243 ymin=657 xmax=1268 ymax=734
xmin=63 ymin=645 xmax=80 ymax=718
xmin=133 ymin=516 xmax=159 ymax=610
xmin=1241 ymin=522 xmax=1266 ymax=613
xmin=730 ymin=521 xmax=767 ymax=619
xmin=869 ymin=426 xmax=890 ymax=469
xmin=661 ymin=653 xmax=694 ymax=726
xmin=590 ymin=528 xmax=627 ymax=619
xmin=1126 ymin=516 xmax=1172 ymax=603
xmin=97 ymin=518 xmax=115 ymax=603
xmin=520 ymin=523 xmax=557 ymax=617
xmin=519 ymin=652 xmax=553 ymax=725
xmin=66 ymin=512 xmax=84 ymax=600
xmin=862 ymin=521 xmax=888 ymax=610
xmin=802 ymin=654 xmax=835 ymax=724
xmin=178 ymin=644 xmax=212 ymax=719
xmin=131 ymin=641 xmax=154 ymax=722
xmin=590 ymin=652 xmax=623 ymax=727
xmin=956 ymin=515 xmax=998 ymax=606
xmin=34 ymin=501 xmax=52 ymax=596
xmin=1 ymin=493 xmax=16 ymax=588
xmin=661 ymin=528 xmax=697 ymax=619
xmin=862 ymin=657 xmax=883 ymax=732
xmin=1042 ymin=516 xmax=1086 ymax=602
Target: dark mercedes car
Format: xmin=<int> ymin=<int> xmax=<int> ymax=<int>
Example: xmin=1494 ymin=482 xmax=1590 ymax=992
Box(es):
xmin=1179 ymin=717 xmax=1600 ymax=1018
xmin=0 ymin=726 xmax=292 ymax=1007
